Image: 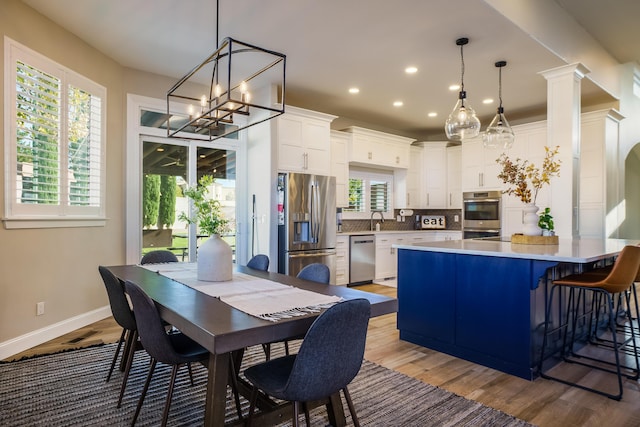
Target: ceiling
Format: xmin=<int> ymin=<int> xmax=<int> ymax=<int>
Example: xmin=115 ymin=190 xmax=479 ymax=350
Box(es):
xmin=20 ymin=0 xmax=640 ymax=140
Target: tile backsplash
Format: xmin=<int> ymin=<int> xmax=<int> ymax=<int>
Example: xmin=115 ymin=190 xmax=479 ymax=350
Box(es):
xmin=340 ymin=209 xmax=462 ymax=233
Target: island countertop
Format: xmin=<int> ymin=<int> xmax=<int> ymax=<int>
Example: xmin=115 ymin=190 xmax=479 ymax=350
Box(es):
xmin=393 ymin=237 xmax=640 ymax=263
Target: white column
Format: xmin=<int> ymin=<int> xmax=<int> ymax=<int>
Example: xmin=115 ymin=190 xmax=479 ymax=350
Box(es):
xmin=539 ymin=63 xmax=590 ymax=238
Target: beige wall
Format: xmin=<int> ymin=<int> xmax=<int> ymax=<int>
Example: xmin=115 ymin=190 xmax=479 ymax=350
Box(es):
xmin=0 ymin=0 xmax=125 ymax=345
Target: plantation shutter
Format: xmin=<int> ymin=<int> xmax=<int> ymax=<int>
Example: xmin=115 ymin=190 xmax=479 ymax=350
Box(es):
xmin=370 ymin=179 xmax=389 ymax=212
xmin=347 ymin=178 xmax=365 ymax=212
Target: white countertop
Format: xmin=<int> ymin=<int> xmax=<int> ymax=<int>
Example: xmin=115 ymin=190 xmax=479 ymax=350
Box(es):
xmin=393 ymin=237 xmax=640 ymax=263
xmin=338 ymin=230 xmax=461 ymax=236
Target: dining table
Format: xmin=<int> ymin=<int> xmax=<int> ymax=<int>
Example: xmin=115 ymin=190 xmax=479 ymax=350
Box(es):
xmin=106 ymin=263 xmax=398 ymax=427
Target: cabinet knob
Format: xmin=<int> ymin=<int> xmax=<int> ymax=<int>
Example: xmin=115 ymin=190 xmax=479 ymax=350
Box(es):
xmin=368 ymin=151 xmax=372 ymax=160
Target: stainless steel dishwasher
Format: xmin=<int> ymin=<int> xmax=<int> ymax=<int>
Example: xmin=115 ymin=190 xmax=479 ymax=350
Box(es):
xmin=350 ymin=235 xmax=375 ymax=285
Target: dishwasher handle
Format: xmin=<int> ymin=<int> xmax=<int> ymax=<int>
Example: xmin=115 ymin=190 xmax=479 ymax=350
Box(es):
xmin=352 ymin=239 xmax=374 ymax=244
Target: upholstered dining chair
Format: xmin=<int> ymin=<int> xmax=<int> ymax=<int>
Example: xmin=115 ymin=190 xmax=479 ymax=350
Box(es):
xmin=140 ymin=250 xmax=179 ymax=265
xmin=244 ymin=298 xmax=371 ymax=427
xmin=124 ymin=280 xmax=209 ymax=427
xmin=247 ymin=254 xmax=269 ymax=271
xmin=98 ymin=266 xmax=143 ymax=407
xmin=296 ymin=263 xmax=330 ymax=284
xmin=263 ymin=262 xmax=331 ymax=361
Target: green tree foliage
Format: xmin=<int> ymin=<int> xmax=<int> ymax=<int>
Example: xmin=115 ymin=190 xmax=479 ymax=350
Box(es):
xmin=157 ymin=175 xmax=176 ymax=229
xmin=143 ymin=174 xmax=160 ymax=228
xmin=179 ymin=175 xmax=229 ymax=236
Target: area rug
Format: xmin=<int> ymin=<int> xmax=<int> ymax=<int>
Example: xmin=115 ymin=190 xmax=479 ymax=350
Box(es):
xmin=0 ymin=344 xmax=534 ymax=426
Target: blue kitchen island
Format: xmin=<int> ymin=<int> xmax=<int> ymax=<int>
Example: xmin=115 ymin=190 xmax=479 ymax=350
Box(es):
xmin=394 ymin=237 xmax=639 ymax=380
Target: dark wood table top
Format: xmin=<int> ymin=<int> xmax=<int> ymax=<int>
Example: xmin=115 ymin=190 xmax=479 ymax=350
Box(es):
xmin=107 ymin=264 xmax=398 ymax=354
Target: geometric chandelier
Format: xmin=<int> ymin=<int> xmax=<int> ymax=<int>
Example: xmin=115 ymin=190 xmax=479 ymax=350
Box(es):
xmin=166 ymin=1 xmax=286 ymax=141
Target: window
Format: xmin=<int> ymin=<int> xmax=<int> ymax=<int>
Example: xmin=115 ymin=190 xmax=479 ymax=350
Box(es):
xmin=4 ymin=38 xmax=106 ymax=228
xmin=344 ymin=168 xmax=393 ymax=218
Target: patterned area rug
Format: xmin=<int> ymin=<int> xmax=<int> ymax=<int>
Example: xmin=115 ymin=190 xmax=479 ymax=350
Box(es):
xmin=0 ymin=344 xmax=534 ymax=426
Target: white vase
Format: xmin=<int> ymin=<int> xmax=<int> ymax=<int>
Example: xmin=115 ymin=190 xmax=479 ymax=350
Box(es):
xmin=197 ymin=234 xmax=233 ymax=281
xmin=522 ymin=204 xmax=542 ymax=236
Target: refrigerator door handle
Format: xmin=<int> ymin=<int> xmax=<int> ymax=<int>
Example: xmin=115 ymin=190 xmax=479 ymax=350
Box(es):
xmin=288 ymin=250 xmax=337 ymax=259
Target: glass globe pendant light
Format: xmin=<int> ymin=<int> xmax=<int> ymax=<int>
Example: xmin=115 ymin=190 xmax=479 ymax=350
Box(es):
xmin=445 ymin=38 xmax=481 ymax=141
xmin=483 ymin=60 xmax=515 ymax=149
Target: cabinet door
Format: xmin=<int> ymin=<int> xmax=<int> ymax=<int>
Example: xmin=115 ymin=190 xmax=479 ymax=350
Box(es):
xmin=277 ymin=115 xmax=305 ymax=172
xmin=375 ymin=235 xmax=395 ymax=280
xmin=335 ymin=235 xmax=349 ymax=286
xmin=406 ymin=146 xmax=424 ymax=208
xmin=461 ymin=139 xmax=484 ymax=190
xmin=447 ymin=146 xmax=462 ymax=209
xmin=331 ymin=131 xmax=349 ymax=208
xmin=303 ymin=119 xmax=331 ymax=174
xmin=424 ymin=145 xmax=447 ymax=208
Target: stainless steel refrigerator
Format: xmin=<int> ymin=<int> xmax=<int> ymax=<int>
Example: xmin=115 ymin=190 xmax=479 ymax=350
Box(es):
xmin=277 ymin=172 xmax=337 ymax=284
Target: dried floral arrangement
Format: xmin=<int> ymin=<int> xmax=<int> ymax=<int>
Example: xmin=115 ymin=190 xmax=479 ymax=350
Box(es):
xmin=496 ymin=146 xmax=561 ymax=204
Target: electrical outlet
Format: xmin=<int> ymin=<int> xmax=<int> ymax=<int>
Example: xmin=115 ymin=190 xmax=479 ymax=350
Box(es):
xmin=36 ymin=302 xmax=45 ymax=316
xmin=454 ymin=215 xmax=460 ymax=222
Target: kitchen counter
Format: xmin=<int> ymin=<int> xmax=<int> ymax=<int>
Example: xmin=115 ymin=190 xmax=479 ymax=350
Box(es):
xmin=338 ymin=229 xmax=461 ymax=236
xmin=395 ymin=237 xmax=639 ymax=380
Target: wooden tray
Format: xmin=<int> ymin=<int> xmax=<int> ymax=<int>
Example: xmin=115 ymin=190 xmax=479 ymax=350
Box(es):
xmin=511 ymin=233 xmax=559 ymax=245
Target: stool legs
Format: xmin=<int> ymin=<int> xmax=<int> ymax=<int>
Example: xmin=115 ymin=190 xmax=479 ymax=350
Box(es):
xmin=538 ymin=284 xmax=640 ymax=400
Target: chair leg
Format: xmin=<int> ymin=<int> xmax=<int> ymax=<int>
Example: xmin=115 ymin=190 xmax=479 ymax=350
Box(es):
xmin=302 ymin=402 xmax=310 ymax=427
xmin=187 ymin=362 xmax=195 ymax=386
xmin=120 ymin=329 xmax=136 ymax=372
xmin=343 ymin=386 xmax=360 ymax=427
xmin=107 ymin=328 xmax=126 ymax=382
xmin=160 ymin=364 xmax=180 ymax=427
xmin=131 ymin=358 xmax=157 ymax=426
xmin=228 ymin=356 xmax=244 ymax=420
xmin=246 ymin=387 xmax=259 ymax=427
xmin=292 ymin=401 xmax=300 ymax=427
xmin=118 ymin=330 xmax=139 ymax=408
xmin=262 ymin=343 xmax=271 ymax=361
xmin=284 ymin=340 xmax=290 ymax=356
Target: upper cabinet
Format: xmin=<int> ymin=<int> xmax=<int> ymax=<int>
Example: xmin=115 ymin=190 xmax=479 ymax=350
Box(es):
xmin=330 ymin=130 xmax=350 ymax=208
xmin=276 ymin=106 xmax=337 ymax=175
xmin=446 ymin=145 xmax=462 ymax=209
xmin=461 ymin=137 xmax=503 ymax=191
xmin=422 ymin=142 xmax=448 ymax=208
xmin=404 ymin=145 xmax=424 ymax=209
xmin=344 ymin=127 xmax=415 ymax=169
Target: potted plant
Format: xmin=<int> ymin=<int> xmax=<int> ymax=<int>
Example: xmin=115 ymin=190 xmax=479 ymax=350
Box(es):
xmin=179 ymin=175 xmax=232 ymax=281
xmin=496 ymin=146 xmax=561 ymax=236
xmin=538 ymin=207 xmax=554 ymax=236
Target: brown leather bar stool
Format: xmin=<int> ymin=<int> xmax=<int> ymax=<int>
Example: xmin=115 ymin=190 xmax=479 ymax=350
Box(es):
xmin=538 ymin=245 xmax=640 ymax=400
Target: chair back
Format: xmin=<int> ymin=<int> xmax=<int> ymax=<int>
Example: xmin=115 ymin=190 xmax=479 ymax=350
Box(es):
xmin=99 ymin=266 xmax=136 ymax=331
xmin=247 ymin=254 xmax=269 ymax=271
xmin=124 ymin=280 xmax=187 ymax=365
xmin=140 ymin=250 xmax=179 ymax=265
xmin=603 ymin=245 xmax=640 ymax=294
xmin=296 ymin=263 xmax=330 ymax=284
xmin=282 ymin=298 xmax=370 ymax=402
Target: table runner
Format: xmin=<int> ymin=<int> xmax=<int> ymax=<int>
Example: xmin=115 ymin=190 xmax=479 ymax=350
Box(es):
xmin=139 ymin=263 xmax=342 ymax=321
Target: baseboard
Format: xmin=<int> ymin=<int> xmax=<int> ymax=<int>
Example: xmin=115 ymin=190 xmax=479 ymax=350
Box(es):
xmin=0 ymin=305 xmax=112 ymax=360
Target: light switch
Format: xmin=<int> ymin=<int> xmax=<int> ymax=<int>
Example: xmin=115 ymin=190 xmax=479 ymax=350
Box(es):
xmin=454 ymin=215 xmax=459 ymax=222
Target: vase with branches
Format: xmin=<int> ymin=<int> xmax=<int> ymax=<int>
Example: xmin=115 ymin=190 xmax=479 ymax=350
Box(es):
xmin=496 ymin=146 xmax=561 ymax=236
xmin=179 ymin=175 xmax=232 ymax=281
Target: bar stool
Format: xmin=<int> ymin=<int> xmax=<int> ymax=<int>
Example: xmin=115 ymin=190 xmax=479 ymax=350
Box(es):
xmin=538 ymin=245 xmax=640 ymax=400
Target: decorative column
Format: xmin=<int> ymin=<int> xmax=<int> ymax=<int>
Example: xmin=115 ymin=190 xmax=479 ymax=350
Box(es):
xmin=539 ymin=63 xmax=590 ymax=238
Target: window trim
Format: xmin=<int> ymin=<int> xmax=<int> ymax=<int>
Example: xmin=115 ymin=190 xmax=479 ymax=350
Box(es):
xmin=343 ymin=167 xmax=394 ymax=220
xmin=3 ymin=37 xmax=107 ymax=229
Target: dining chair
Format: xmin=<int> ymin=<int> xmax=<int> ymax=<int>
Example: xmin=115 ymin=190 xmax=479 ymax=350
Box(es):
xmin=124 ymin=280 xmax=209 ymax=427
xmin=538 ymin=245 xmax=640 ymax=400
xmin=244 ymin=298 xmax=371 ymax=427
xmin=247 ymin=254 xmax=269 ymax=271
xmin=263 ymin=263 xmax=331 ymax=361
xmin=98 ymin=266 xmax=143 ymax=407
xmin=140 ymin=250 xmax=179 ymax=265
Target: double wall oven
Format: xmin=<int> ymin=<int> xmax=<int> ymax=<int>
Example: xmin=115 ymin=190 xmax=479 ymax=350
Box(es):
xmin=462 ymin=191 xmax=502 ymax=239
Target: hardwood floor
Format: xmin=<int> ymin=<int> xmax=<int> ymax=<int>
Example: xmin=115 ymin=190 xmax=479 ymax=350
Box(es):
xmin=6 ymin=284 xmax=640 ymax=426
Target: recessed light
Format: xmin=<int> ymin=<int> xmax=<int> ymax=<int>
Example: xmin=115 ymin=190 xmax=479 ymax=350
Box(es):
xmin=157 ymin=148 xmax=165 ymax=152
xmin=449 ymin=84 xmax=460 ymax=91
xmin=483 ymin=98 xmax=494 ymax=104
xmin=393 ymin=101 xmax=403 ymax=107
xmin=349 ymin=87 xmax=360 ymax=94
xmin=405 ymin=66 xmax=418 ymax=74
xmin=428 ymin=112 xmax=438 ymax=118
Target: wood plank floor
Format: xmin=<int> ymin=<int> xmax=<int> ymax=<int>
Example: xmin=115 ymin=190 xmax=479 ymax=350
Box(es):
xmin=6 ymin=284 xmax=640 ymax=426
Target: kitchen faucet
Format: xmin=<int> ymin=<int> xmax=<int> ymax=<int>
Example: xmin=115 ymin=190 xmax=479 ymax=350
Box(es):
xmin=370 ymin=210 xmax=385 ymax=231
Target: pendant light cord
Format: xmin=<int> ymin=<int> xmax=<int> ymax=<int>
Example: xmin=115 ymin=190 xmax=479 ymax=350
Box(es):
xmin=459 ymin=43 xmax=465 ymax=94
xmin=216 ymin=0 xmax=219 ymax=48
xmin=498 ymin=65 xmax=503 ymax=110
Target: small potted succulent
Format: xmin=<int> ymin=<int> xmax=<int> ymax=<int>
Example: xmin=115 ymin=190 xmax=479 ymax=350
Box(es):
xmin=538 ymin=207 xmax=554 ymax=236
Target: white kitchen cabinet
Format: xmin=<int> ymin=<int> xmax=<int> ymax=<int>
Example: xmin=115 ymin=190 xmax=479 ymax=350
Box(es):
xmin=447 ymin=145 xmax=462 ymax=209
xmin=399 ymin=145 xmax=424 ymax=209
xmin=335 ymin=234 xmax=349 ymax=286
xmin=461 ymin=137 xmax=503 ymax=191
xmin=330 ymin=130 xmax=350 ymax=208
xmin=579 ymin=109 xmax=623 ymax=238
xmin=344 ymin=126 xmax=415 ymax=169
xmin=423 ymin=142 xmax=448 ymax=208
xmin=277 ymin=106 xmax=337 ymax=175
